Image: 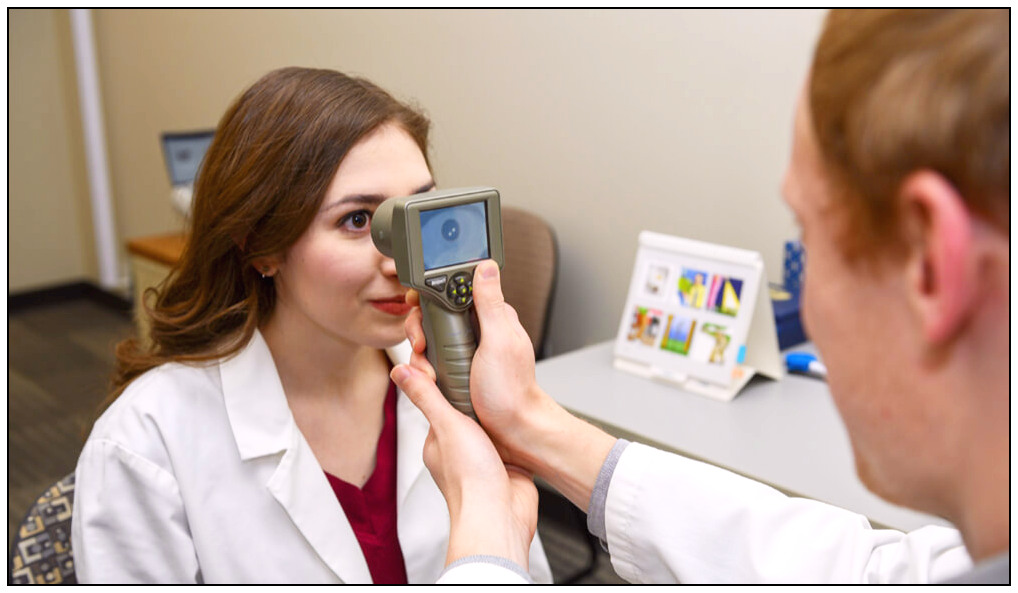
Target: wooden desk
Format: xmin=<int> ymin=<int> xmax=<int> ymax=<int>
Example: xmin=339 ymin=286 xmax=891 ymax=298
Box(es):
xmin=126 ymin=233 xmax=186 ymax=344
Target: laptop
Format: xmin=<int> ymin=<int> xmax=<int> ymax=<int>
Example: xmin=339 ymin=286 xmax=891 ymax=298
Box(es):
xmin=161 ymin=130 xmax=214 ymax=216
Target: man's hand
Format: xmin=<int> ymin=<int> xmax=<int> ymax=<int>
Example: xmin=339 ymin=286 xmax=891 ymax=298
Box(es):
xmin=390 ymin=363 xmax=537 ymax=570
xmin=404 ymin=261 xmax=553 ymax=465
xmin=403 ymin=260 xmax=616 ymax=512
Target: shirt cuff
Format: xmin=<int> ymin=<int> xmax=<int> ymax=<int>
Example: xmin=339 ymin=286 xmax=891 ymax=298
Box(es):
xmin=586 ymin=438 xmax=630 ymax=548
xmin=438 ymin=554 xmax=533 ymax=584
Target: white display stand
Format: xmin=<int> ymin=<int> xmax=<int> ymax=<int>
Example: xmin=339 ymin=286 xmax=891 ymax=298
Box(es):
xmin=613 ymin=231 xmax=784 ymax=401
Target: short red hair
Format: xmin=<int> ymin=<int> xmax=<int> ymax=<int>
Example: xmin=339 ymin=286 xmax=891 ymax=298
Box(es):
xmin=810 ymin=9 xmax=1009 ymax=257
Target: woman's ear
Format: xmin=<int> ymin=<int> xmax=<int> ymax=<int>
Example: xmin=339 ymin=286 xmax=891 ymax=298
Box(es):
xmin=251 ymin=255 xmax=282 ymax=278
xmin=898 ymin=171 xmax=976 ymax=345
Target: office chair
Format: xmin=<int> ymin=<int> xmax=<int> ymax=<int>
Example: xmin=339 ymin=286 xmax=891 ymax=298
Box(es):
xmin=499 ymin=206 xmax=558 ymax=361
xmin=499 ymin=207 xmax=601 ymax=583
xmin=9 ymin=473 xmax=77 ymax=584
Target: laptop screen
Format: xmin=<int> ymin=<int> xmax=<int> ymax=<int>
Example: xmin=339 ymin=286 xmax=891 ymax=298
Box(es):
xmin=161 ymin=131 xmax=214 ymax=186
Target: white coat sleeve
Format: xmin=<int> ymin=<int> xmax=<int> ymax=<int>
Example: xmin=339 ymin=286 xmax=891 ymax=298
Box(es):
xmin=72 ymin=438 xmax=200 ymax=583
xmin=604 ymin=443 xmax=972 ymax=584
xmin=436 ymin=555 xmax=532 ymax=584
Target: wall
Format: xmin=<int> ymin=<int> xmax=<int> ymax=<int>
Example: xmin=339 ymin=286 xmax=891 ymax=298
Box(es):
xmin=13 ymin=9 xmax=825 ymax=353
xmin=9 ymin=9 xmax=95 ymax=293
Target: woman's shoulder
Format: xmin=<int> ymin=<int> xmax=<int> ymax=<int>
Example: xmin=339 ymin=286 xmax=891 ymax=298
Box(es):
xmin=87 ymin=359 xmax=226 ymax=448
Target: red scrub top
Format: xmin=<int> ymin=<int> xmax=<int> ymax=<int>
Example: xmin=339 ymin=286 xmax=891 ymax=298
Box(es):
xmin=324 ymin=380 xmax=409 ymax=584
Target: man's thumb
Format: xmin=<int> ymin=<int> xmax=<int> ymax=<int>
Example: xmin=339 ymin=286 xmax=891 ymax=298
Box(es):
xmin=392 ymin=364 xmax=452 ymax=425
xmin=471 ymin=260 xmax=506 ymax=326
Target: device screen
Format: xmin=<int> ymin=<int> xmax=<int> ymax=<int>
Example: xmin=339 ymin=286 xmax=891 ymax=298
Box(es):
xmin=420 ymin=202 xmax=490 ymax=271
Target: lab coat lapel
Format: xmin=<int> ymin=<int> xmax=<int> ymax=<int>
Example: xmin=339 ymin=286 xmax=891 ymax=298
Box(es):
xmin=389 ymin=341 xmax=452 ymax=583
xmin=265 ymin=434 xmax=372 ymax=583
xmin=395 ymin=390 xmax=430 ymax=510
xmin=386 ymin=341 xmax=430 ymax=510
xmin=220 ymin=330 xmax=371 ymax=584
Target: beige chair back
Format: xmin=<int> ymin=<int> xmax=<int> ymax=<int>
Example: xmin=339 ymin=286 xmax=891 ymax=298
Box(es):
xmin=500 ymin=206 xmax=558 ymax=359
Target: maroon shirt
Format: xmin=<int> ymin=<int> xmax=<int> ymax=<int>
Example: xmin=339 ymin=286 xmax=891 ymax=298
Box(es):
xmin=324 ymin=380 xmax=409 ymax=584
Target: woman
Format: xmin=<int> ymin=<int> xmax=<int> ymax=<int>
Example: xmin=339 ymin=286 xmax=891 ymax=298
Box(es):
xmin=71 ymin=67 xmax=552 ymax=584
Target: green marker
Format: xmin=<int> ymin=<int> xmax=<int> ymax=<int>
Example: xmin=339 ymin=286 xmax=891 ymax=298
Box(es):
xmin=371 ymin=188 xmax=504 ymax=421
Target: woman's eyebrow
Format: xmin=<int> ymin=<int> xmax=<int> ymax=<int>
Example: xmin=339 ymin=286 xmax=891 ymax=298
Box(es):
xmin=319 ymin=194 xmax=385 ymax=214
xmin=319 ymin=183 xmax=435 ymax=215
xmin=414 ymin=181 xmax=436 ymax=194
xmin=320 ymin=181 xmax=436 ymax=214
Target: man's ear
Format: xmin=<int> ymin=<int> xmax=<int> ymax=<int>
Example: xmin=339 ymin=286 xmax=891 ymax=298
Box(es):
xmin=898 ymin=171 xmax=976 ymax=344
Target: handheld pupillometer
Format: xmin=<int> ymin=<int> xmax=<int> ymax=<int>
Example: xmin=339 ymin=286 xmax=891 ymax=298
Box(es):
xmin=371 ymin=187 xmax=504 ymax=420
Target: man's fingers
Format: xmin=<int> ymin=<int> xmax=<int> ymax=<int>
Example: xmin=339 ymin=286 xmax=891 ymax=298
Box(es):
xmin=471 ymin=264 xmax=533 ymax=355
xmin=471 ymin=260 xmax=508 ymax=328
xmin=404 ymin=307 xmax=427 ymax=354
xmin=409 ymin=349 xmax=437 ymax=382
xmin=504 ymin=463 xmax=534 ymax=481
xmin=392 ymin=364 xmax=452 ymax=425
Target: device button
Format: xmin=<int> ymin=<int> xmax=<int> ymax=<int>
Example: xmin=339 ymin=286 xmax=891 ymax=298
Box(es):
xmin=425 ymin=275 xmax=448 ymax=292
xmin=447 ymin=272 xmax=473 ymax=306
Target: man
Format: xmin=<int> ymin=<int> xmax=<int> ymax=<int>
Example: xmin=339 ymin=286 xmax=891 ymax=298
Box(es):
xmin=392 ymin=9 xmax=1009 ymax=584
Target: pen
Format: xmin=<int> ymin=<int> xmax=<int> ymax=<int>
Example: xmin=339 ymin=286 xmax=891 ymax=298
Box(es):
xmin=785 ymin=352 xmax=828 ymax=380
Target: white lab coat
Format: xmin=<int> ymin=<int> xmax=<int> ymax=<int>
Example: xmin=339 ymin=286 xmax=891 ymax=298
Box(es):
xmin=440 ymin=442 xmax=973 ymax=584
xmin=71 ymin=330 xmax=552 ymax=584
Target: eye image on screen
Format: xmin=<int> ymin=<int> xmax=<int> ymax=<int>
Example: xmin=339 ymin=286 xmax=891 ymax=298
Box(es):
xmin=419 ymin=202 xmax=489 ymax=271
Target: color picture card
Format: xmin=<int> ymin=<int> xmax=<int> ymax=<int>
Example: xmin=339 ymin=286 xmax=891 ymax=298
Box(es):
xmin=660 ymin=313 xmax=696 ymax=356
xmin=642 ymin=263 xmax=671 ymax=298
xmin=706 ymin=275 xmax=744 ymax=317
xmin=614 ymin=231 xmax=780 ymax=397
xmin=688 ymin=321 xmax=734 ymax=366
xmin=677 ymin=268 xmax=710 ymax=309
xmin=625 ymin=305 xmax=666 ymax=347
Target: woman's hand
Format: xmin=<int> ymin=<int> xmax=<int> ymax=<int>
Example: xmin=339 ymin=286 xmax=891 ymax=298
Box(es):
xmin=390 ymin=363 xmax=537 ymax=570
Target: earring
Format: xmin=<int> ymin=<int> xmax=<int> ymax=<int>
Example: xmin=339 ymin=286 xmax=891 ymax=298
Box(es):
xmin=260 ymin=266 xmax=271 ymax=279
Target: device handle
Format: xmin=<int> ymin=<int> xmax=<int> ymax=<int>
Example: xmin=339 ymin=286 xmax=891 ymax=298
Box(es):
xmin=419 ymin=294 xmax=478 ymax=421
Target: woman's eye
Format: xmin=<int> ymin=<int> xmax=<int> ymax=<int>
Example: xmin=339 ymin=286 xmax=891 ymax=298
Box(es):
xmin=339 ymin=210 xmax=371 ymax=231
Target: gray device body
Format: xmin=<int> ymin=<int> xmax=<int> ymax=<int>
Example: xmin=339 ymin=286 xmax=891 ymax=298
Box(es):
xmin=371 ymin=187 xmax=504 ymax=420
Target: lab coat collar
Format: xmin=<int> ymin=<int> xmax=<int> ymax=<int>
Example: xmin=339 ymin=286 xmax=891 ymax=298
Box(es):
xmin=219 ymin=331 xmax=424 ymax=465
xmin=219 ymin=329 xmax=292 ymax=461
xmin=219 ymin=332 xmax=430 ymax=582
xmin=391 ymin=339 xmax=430 ymax=510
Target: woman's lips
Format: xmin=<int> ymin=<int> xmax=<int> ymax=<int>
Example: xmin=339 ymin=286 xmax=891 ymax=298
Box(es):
xmin=370 ymin=297 xmax=412 ymax=316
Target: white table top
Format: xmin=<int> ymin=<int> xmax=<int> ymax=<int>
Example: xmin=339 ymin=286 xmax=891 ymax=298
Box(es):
xmin=535 ymin=340 xmax=950 ymax=532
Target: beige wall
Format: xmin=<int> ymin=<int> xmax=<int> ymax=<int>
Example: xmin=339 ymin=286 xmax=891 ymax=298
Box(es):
xmin=12 ymin=9 xmax=824 ymax=353
xmin=9 ymin=9 xmax=95 ymax=292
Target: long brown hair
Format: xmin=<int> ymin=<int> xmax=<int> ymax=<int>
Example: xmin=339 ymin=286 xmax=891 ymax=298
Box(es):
xmin=104 ymin=67 xmax=431 ymax=413
xmin=809 ymin=9 xmax=1009 ymax=259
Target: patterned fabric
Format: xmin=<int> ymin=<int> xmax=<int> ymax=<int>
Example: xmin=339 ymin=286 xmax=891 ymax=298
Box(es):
xmin=783 ymin=240 xmax=806 ymax=292
xmin=9 ymin=473 xmax=76 ymax=584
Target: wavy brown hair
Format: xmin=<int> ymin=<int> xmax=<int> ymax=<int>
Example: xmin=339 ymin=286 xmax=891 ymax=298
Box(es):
xmin=810 ymin=9 xmax=1009 ymax=259
xmin=103 ymin=67 xmax=431 ymax=414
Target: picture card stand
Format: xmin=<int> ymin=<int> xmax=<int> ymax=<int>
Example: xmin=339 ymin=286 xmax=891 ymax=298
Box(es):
xmin=613 ymin=231 xmax=784 ymax=402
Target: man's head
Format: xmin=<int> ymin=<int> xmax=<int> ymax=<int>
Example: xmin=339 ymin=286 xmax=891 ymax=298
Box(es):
xmin=782 ymin=9 xmax=1009 ymax=558
xmin=809 ymin=9 xmax=1008 ymax=259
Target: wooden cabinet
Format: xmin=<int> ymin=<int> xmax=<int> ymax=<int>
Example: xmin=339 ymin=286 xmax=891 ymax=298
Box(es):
xmin=126 ymin=233 xmax=186 ymax=344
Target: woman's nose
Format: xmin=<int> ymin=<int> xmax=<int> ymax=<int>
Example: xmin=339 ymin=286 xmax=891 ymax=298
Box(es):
xmin=380 ymin=255 xmax=399 ymax=277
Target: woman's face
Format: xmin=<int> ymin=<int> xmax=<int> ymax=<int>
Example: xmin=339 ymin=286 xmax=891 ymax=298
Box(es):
xmin=269 ymin=123 xmax=434 ymax=350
